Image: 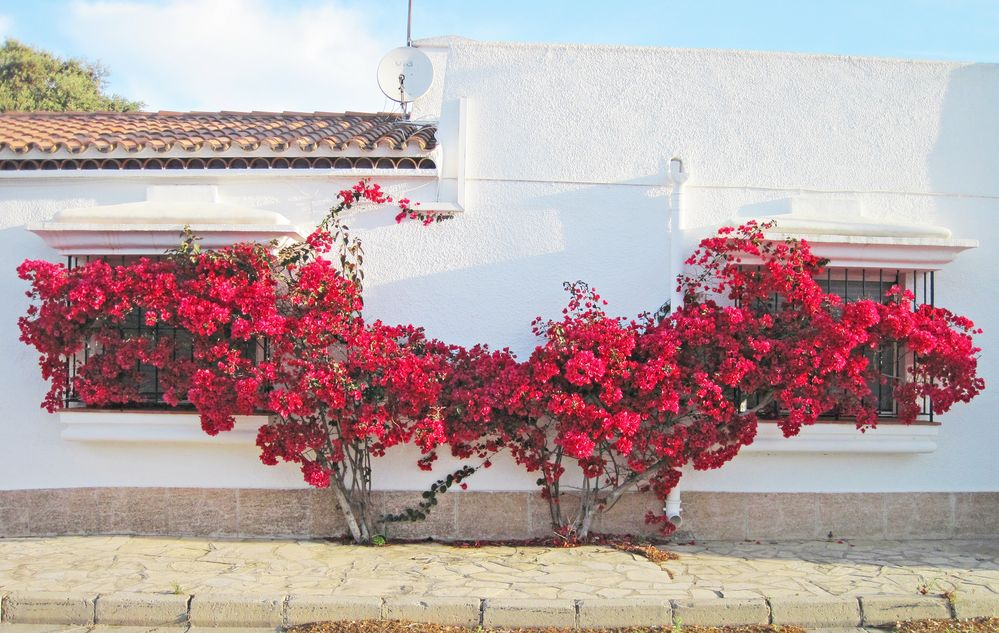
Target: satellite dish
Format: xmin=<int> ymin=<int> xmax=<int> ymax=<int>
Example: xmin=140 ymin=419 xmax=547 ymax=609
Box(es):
xmin=377 ymin=47 xmax=434 ymax=103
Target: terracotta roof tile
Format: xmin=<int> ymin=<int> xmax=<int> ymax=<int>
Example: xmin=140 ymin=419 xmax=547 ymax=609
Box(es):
xmin=0 ymin=111 xmax=437 ymax=156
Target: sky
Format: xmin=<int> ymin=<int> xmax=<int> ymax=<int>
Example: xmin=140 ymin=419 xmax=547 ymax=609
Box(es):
xmin=0 ymin=0 xmax=997 ymax=113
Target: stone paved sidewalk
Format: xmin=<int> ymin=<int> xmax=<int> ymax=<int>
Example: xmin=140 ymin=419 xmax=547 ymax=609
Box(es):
xmin=0 ymin=536 xmax=996 ymax=601
xmin=0 ymin=536 xmax=996 ymax=629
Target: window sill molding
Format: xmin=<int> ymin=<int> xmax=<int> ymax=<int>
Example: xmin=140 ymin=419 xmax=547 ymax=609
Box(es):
xmin=742 ymin=420 xmax=940 ymax=454
xmin=59 ymin=411 xmax=939 ymax=454
xmin=59 ymin=410 xmax=267 ymax=444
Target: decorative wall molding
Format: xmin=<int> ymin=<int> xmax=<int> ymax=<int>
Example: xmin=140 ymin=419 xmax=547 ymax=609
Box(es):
xmin=745 ymin=421 xmax=940 ymax=454
xmin=730 ymin=197 xmax=978 ymax=269
xmin=60 ymin=410 xmax=939 ymax=454
xmin=28 ymin=192 xmax=306 ymax=255
xmin=59 ymin=411 xmax=268 ymax=444
xmin=30 ymin=222 xmax=304 ymax=256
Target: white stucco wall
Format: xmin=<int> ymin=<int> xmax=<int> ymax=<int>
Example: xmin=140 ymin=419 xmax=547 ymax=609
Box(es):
xmin=1 ymin=39 xmax=997 ymax=495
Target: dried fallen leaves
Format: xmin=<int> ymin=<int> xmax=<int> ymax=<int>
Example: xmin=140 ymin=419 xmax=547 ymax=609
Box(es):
xmin=612 ymin=542 xmax=680 ymax=564
xmin=289 ymin=624 xmax=805 ymax=633
xmin=895 ymin=617 xmax=999 ymax=633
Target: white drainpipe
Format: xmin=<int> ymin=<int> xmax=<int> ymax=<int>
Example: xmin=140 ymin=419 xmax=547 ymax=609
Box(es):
xmin=664 ymin=157 xmax=688 ymax=526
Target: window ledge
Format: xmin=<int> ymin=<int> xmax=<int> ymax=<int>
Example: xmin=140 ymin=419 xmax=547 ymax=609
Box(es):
xmin=743 ymin=420 xmax=940 ymax=454
xmin=761 ymin=231 xmax=978 ymax=269
xmin=59 ymin=412 xmax=940 ymax=453
xmin=59 ymin=410 xmax=267 ymax=444
xmin=28 ymin=222 xmax=304 ymax=256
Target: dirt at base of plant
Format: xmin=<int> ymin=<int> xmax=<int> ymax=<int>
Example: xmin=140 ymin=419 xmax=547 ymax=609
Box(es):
xmin=288 ymin=622 xmax=806 ymax=633
xmin=322 ymin=534 xmax=680 ymax=566
xmin=895 ymin=617 xmax=999 ymax=633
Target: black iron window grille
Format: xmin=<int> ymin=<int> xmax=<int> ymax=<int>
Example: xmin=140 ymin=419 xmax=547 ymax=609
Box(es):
xmin=63 ymin=255 xmax=267 ymax=410
xmin=735 ymin=267 xmax=935 ymax=422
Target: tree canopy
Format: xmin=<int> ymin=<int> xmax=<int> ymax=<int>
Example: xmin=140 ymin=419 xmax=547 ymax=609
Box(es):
xmin=0 ymin=39 xmax=143 ymax=112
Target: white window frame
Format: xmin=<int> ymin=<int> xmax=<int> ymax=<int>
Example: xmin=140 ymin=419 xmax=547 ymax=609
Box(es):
xmin=721 ymin=200 xmax=977 ymax=454
xmin=27 ymin=185 xmax=300 ymax=443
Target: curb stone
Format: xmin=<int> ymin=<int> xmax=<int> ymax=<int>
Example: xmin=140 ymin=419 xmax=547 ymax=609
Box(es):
xmin=95 ymin=592 xmax=190 ymax=626
xmin=286 ymin=595 xmax=382 ymax=625
xmin=93 ymin=622 xmax=194 ymax=633
xmin=0 ymin=626 xmax=94 ymax=633
xmin=769 ymin=596 xmax=862 ymax=627
xmin=577 ymin=598 xmax=671 ymax=628
xmin=860 ymin=595 xmax=952 ymax=626
xmin=1 ymin=592 xmax=96 ymax=625
xmin=382 ymin=597 xmax=480 ymax=627
xmin=952 ymin=594 xmax=999 ymax=619
xmin=0 ymin=591 xmax=994 ymax=628
xmin=482 ymin=599 xmax=576 ymax=628
xmin=188 ymin=628 xmax=281 ymax=633
xmin=188 ymin=594 xmax=284 ymax=628
xmin=672 ymin=598 xmax=769 ymax=626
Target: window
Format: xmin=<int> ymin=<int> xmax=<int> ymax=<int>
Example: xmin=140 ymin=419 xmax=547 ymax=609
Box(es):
xmin=28 ymin=186 xmax=301 ymax=442
xmin=719 ymin=201 xmax=977 ymax=452
xmin=62 ymin=255 xmax=268 ymax=411
xmin=815 ymin=267 xmax=934 ymax=421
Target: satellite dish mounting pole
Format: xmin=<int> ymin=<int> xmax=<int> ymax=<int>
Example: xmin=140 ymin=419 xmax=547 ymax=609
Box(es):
xmin=400 ymin=0 xmax=414 ymax=118
xmin=406 ymin=0 xmax=413 ymax=47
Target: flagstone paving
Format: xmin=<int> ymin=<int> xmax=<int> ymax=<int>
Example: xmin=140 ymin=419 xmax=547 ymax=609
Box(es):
xmin=0 ymin=536 xmax=995 ymax=601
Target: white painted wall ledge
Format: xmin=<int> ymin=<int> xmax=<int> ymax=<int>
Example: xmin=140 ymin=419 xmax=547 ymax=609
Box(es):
xmin=744 ymin=421 xmax=940 ymax=454
xmin=29 ymin=222 xmax=305 ymax=255
xmin=59 ymin=410 xmax=268 ymax=445
xmin=60 ymin=410 xmax=939 ymax=454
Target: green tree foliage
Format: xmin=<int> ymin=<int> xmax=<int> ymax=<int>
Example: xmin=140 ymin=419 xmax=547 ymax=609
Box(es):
xmin=0 ymin=39 xmax=143 ymax=112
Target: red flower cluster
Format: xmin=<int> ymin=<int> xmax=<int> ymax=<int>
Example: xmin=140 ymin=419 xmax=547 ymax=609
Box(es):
xmin=19 ymin=195 xmax=984 ymax=544
xmin=432 ymin=223 xmax=984 ymax=538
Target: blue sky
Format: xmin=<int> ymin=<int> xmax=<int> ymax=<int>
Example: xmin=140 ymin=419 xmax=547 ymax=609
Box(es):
xmin=1 ymin=0 xmax=996 ymax=112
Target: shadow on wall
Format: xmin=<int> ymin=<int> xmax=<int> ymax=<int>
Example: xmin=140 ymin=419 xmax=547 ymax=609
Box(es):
xmin=363 ymin=178 xmax=672 ymax=355
xmin=927 ymin=63 xmax=999 ymax=198
xmin=923 ymin=62 xmax=999 ymax=474
xmin=925 ymin=62 xmax=999 ymax=330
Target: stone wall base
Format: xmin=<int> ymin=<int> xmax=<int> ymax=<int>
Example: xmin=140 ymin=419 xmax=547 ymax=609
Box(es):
xmin=0 ymin=488 xmax=995 ymax=540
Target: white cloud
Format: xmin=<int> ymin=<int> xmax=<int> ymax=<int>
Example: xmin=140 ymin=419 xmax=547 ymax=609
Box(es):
xmin=63 ymin=0 xmax=399 ymax=112
xmin=0 ymin=14 xmax=10 ymax=40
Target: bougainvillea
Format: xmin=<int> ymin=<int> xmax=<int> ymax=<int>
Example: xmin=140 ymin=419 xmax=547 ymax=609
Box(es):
xmin=433 ymin=223 xmax=984 ymax=539
xmin=18 ymin=180 xmax=453 ymax=543
xmin=19 ymin=196 xmax=984 ymax=544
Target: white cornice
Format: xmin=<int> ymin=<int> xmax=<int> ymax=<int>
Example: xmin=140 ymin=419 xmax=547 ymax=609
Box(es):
xmin=27 ymin=222 xmax=304 ymax=256
xmin=727 ymin=197 xmax=978 ymax=269
xmin=760 ymin=231 xmax=978 ymax=269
